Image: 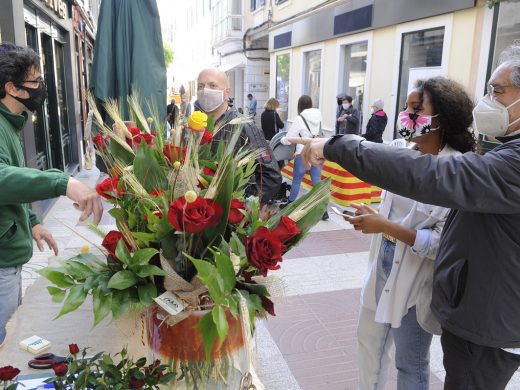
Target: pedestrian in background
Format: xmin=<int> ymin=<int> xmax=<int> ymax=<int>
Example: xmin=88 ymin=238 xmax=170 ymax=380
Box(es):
xmin=196 ymin=68 xmax=281 ymax=204
xmin=335 ymin=92 xmax=347 ymax=134
xmin=298 ymin=43 xmax=520 ymax=390
xmin=353 ymin=78 xmax=476 ymax=390
xmin=166 ymin=98 xmax=178 ymax=128
xmin=246 ymin=93 xmax=257 ymax=117
xmin=363 ymin=98 xmax=387 ymax=143
xmin=261 ymin=98 xmax=284 ymax=141
xmin=336 ymin=95 xmax=360 ymax=135
xmin=280 ymin=95 xmax=328 ymax=220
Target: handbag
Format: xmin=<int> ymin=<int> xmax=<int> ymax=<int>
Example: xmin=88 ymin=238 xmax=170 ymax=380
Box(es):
xmin=300 ymin=115 xmax=324 ymax=138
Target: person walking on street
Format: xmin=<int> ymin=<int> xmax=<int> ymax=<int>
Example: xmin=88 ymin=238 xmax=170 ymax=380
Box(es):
xmin=297 ymin=44 xmax=520 ymax=390
xmin=353 ymin=78 xmax=476 ymax=390
xmin=197 ymin=68 xmax=281 ymax=204
xmin=336 ymin=95 xmax=360 ymax=135
xmin=0 ymin=43 xmax=103 ymax=346
xmin=261 ymin=98 xmax=284 ymax=141
xmin=335 ymin=92 xmax=347 ymax=134
xmin=280 ymin=95 xmax=328 ymax=220
xmin=363 ymin=99 xmax=387 ymax=143
xmin=246 ymin=93 xmax=257 ymax=117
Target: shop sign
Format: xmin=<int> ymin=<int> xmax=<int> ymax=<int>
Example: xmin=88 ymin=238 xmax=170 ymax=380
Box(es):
xmin=40 ymin=0 xmax=67 ymax=19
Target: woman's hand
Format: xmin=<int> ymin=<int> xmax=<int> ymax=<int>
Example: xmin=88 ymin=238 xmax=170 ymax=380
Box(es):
xmin=344 ymin=203 xmax=389 ymax=234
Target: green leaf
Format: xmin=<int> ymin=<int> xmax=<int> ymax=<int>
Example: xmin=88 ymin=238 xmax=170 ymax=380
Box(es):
xmin=109 ymin=207 xmax=126 ymax=220
xmin=135 ymin=264 xmax=166 ymax=278
xmin=62 ymin=260 xmax=93 ymax=280
xmin=134 ymin=142 xmax=168 ymax=192
xmin=138 ymin=283 xmax=157 ymax=306
xmin=47 ymin=286 xmax=66 ymax=303
xmin=109 ymin=137 xmax=134 ymax=165
xmin=196 ymin=311 xmax=219 ymax=361
xmin=111 ymin=290 xmax=130 ymax=319
xmin=132 ymin=231 xmax=157 ymax=247
xmin=212 ymin=305 xmax=229 ymax=349
xmin=37 ymin=268 xmax=74 ymax=288
xmin=56 ymin=284 xmax=87 ymax=318
xmin=115 ymin=239 xmax=131 ymax=265
xmin=93 ymin=288 xmax=112 ymax=326
xmin=130 ymin=248 xmax=159 ymax=266
xmin=190 ymin=258 xmax=224 ymax=304
xmin=75 ymin=253 xmax=108 ymax=271
xmin=215 ymin=252 xmax=236 ymax=292
xmin=107 ymin=270 xmax=138 ymax=290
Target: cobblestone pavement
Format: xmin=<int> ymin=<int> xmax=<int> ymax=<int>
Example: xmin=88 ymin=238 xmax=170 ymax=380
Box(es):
xmin=21 ymin=168 xmax=520 ymax=389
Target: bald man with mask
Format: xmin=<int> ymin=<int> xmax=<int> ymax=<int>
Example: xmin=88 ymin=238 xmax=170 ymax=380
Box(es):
xmin=196 ymin=68 xmax=281 ymax=204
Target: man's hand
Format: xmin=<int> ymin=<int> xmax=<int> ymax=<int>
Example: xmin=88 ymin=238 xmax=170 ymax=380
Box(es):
xmin=344 ymin=203 xmax=389 ymax=234
xmin=32 ymin=224 xmax=58 ymax=256
xmin=66 ymin=177 xmax=103 ymax=225
xmin=295 ymin=137 xmax=329 ymax=168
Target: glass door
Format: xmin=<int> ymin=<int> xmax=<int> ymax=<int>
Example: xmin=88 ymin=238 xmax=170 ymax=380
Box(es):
xmin=25 ymin=23 xmax=50 ymax=170
xmin=41 ymin=33 xmax=65 ymax=170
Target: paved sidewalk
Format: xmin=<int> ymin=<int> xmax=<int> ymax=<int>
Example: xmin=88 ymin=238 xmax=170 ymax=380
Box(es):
xmin=21 ymin=168 xmax=520 ymax=389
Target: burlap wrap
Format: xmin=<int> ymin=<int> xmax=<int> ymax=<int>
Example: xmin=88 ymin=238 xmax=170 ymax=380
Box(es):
xmin=159 ymin=252 xmax=208 ymax=326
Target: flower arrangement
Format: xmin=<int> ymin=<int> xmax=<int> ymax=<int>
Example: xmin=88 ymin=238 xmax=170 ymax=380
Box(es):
xmin=39 ymin=94 xmax=330 ymax=386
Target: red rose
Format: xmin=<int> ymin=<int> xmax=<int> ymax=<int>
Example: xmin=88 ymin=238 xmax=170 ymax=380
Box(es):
xmin=163 ymin=145 xmax=186 ymax=163
xmin=202 ymin=166 xmax=216 ymax=177
xmin=245 ymin=227 xmax=285 ymax=276
xmin=95 ymin=177 xmax=124 ymax=200
xmin=0 ymin=365 xmax=20 ymax=381
xmin=200 ymin=129 xmax=213 ymax=145
xmin=133 ymin=133 xmax=154 ymax=146
xmin=126 ymin=127 xmax=142 ymax=146
xmin=92 ymin=134 xmax=107 ymax=149
xmin=228 ymin=199 xmax=246 ymax=224
xmin=68 ymin=343 xmax=79 ymax=355
xmin=271 ymin=216 xmax=301 ymax=243
xmin=167 ymin=195 xmax=223 ymax=234
xmin=129 ymin=378 xmax=145 ymax=388
xmin=150 ymin=188 xmax=164 ymax=197
xmin=52 ymin=362 xmax=68 ymax=377
xmin=101 ymin=231 xmax=131 ymax=257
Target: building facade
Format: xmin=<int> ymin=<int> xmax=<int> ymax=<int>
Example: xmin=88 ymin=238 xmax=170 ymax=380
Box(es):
xmin=267 ymin=0 xmax=503 ymax=140
xmin=0 ymin=0 xmax=98 ymax=215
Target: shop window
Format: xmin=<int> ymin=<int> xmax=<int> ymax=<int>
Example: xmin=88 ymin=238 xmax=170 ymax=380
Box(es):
xmin=275 ymin=0 xmax=288 ymax=4
xmin=276 ymin=53 xmax=290 ymax=122
xmin=303 ymin=49 xmax=322 ymax=108
xmin=340 ymin=41 xmax=368 ymax=128
xmin=395 ymin=27 xmax=444 ymax=138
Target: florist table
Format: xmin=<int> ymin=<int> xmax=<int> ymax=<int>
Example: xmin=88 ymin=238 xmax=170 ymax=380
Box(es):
xmin=0 ymin=277 xmax=264 ymax=389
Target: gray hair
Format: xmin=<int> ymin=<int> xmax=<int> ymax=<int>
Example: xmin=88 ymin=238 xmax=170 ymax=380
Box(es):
xmin=498 ymin=42 xmax=520 ymax=88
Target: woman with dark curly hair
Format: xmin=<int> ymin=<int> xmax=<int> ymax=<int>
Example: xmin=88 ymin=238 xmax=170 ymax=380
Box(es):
xmin=351 ymin=77 xmax=476 ymax=389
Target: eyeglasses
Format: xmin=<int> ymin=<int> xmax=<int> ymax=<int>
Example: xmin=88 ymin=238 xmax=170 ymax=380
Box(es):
xmin=487 ymin=83 xmax=514 ymax=101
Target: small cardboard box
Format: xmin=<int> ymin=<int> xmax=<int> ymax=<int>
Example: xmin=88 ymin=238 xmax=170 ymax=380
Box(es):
xmin=19 ymin=335 xmax=51 ymax=354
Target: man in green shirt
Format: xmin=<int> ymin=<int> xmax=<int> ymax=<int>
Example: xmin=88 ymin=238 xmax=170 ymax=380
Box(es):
xmin=0 ymin=43 xmax=103 ymax=345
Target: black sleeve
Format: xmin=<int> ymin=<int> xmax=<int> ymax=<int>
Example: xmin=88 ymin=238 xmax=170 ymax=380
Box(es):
xmin=275 ymin=113 xmax=284 ymax=130
xmin=347 ymin=108 xmax=360 ymax=126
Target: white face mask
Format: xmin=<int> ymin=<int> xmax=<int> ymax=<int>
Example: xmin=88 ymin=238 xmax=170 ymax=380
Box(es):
xmin=197 ymin=87 xmax=225 ymax=112
xmin=472 ymin=94 xmax=520 ymax=137
xmin=342 ymin=103 xmax=350 ymax=110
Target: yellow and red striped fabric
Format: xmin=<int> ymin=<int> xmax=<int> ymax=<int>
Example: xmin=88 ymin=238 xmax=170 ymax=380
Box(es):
xmin=281 ymin=161 xmax=381 ymax=206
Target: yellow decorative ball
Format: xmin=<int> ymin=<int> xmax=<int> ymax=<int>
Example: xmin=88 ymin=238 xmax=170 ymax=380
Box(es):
xmin=173 ymin=161 xmax=181 ymax=171
xmin=80 ymin=244 xmax=90 ymax=254
xmin=185 ymin=190 xmax=197 ymax=203
xmin=146 ymin=117 xmax=153 ymax=124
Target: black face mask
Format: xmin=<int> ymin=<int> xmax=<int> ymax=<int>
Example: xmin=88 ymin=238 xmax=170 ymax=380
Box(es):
xmin=12 ymin=83 xmax=47 ymax=111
